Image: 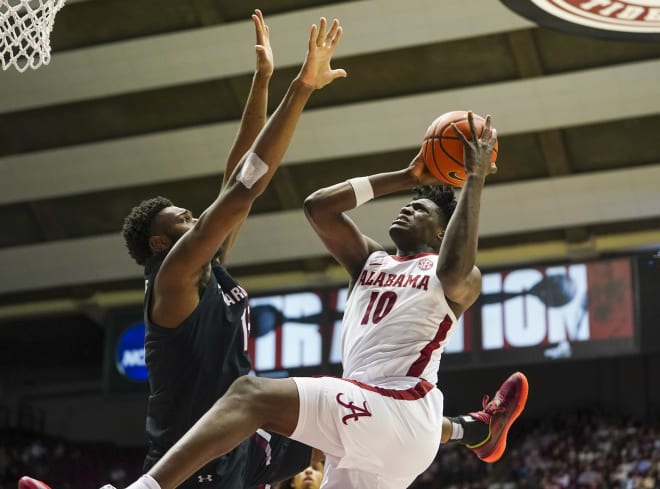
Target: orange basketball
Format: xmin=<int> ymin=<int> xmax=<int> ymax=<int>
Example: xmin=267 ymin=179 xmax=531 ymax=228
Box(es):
xmin=421 ymin=111 xmax=498 ymax=187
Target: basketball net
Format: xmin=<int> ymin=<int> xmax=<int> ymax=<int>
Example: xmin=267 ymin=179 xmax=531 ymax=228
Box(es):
xmin=1 ymin=0 xmax=65 ymax=72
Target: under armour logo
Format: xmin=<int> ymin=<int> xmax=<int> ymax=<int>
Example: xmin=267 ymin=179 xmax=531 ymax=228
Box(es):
xmin=255 ymin=429 xmax=272 ymax=466
xmin=336 ymin=392 xmax=372 ymax=425
xmin=197 ymin=474 xmax=214 ymax=483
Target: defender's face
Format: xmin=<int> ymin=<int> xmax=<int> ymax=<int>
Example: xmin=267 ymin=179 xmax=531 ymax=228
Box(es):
xmin=153 ymin=206 xmax=197 ymax=244
xmin=389 ymin=198 xmax=445 ymax=249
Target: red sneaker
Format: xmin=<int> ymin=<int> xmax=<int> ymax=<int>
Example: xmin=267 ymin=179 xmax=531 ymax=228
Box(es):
xmin=18 ymin=477 xmax=52 ymax=489
xmin=466 ymin=371 xmax=529 ymax=463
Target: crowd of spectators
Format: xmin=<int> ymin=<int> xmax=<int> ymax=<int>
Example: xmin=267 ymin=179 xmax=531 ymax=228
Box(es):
xmin=412 ymin=411 xmax=660 ymax=489
xmin=1 ymin=410 xmax=658 ymax=489
xmin=0 ymin=429 xmax=143 ymax=489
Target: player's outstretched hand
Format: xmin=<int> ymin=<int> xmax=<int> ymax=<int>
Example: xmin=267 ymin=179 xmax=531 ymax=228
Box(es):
xmin=251 ymin=9 xmax=273 ymax=78
xmin=297 ymin=17 xmax=347 ymax=90
xmin=451 ymin=111 xmax=498 ymax=180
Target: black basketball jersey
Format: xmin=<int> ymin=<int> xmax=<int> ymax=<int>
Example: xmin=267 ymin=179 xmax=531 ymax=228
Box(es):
xmin=142 ymin=252 xmax=252 ymax=486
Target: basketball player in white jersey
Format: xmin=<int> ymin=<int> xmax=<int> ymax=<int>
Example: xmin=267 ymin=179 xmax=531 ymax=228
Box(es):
xmin=105 ymin=111 xmax=528 ymax=489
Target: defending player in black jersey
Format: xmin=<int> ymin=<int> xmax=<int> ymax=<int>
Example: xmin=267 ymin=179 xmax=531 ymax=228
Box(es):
xmin=117 ymin=12 xmax=345 ymax=489
xmin=117 ymin=11 xmax=345 ymax=489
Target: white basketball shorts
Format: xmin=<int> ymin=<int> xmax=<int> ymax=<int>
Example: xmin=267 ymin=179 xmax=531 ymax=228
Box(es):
xmin=290 ymin=376 xmax=444 ymax=489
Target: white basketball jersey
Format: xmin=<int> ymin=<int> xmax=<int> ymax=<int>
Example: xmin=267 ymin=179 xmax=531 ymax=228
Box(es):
xmin=341 ymin=251 xmax=457 ymax=386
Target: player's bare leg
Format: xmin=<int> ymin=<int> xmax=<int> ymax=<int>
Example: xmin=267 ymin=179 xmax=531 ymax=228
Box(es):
xmin=148 ymin=376 xmax=300 ymax=489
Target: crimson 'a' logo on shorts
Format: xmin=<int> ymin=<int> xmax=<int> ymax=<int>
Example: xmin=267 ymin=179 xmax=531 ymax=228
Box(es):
xmin=336 ymin=392 xmax=372 ymax=425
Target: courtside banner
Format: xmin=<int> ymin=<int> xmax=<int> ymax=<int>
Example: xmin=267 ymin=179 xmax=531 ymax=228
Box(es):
xmin=479 ymin=257 xmax=637 ymax=363
xmin=500 ymin=0 xmax=660 ymax=41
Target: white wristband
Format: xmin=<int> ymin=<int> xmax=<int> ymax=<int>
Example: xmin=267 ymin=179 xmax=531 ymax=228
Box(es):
xmin=347 ymin=177 xmax=374 ymax=207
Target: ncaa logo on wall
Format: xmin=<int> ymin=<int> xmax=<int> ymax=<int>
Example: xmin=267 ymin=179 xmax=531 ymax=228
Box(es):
xmin=500 ymin=0 xmax=660 ymax=41
xmin=115 ymin=322 xmax=148 ymax=382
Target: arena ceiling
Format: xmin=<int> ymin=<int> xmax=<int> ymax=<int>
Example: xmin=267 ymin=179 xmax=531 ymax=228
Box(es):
xmin=1 ymin=0 xmax=660 ymax=328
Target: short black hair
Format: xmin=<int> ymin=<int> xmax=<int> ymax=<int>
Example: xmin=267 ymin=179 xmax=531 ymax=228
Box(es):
xmin=122 ymin=196 xmax=173 ymax=266
xmin=412 ymin=185 xmax=457 ymax=224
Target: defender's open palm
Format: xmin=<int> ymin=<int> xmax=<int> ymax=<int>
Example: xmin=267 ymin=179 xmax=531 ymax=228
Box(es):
xmin=252 ymin=9 xmax=273 ymax=77
xmin=298 ymin=17 xmax=347 ymax=89
xmin=451 ymin=111 xmax=498 ymax=181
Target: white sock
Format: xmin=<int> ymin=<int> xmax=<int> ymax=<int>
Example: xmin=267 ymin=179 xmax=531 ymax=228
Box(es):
xmin=450 ymin=421 xmax=464 ymax=440
xmin=125 ymin=475 xmax=161 ymax=489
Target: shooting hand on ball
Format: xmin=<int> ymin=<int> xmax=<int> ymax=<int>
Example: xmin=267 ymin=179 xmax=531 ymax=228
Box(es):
xmin=407 ymin=149 xmax=442 ymax=186
xmin=451 ymin=111 xmax=498 ymax=181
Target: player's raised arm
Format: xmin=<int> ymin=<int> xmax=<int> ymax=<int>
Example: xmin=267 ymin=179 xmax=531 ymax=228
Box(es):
xmin=151 ymin=18 xmax=346 ymax=327
xmin=223 ymin=9 xmax=274 ymax=188
xmin=219 ymin=9 xmax=274 ymax=262
xmin=436 ymin=112 xmax=497 ymax=315
xmin=304 ymin=149 xmax=439 ymax=280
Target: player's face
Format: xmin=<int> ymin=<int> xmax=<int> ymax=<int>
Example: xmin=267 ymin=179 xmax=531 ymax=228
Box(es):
xmin=389 ymin=198 xmax=445 ymax=251
xmin=290 ymin=460 xmax=325 ymax=489
xmin=152 ymin=206 xmax=197 ymax=247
